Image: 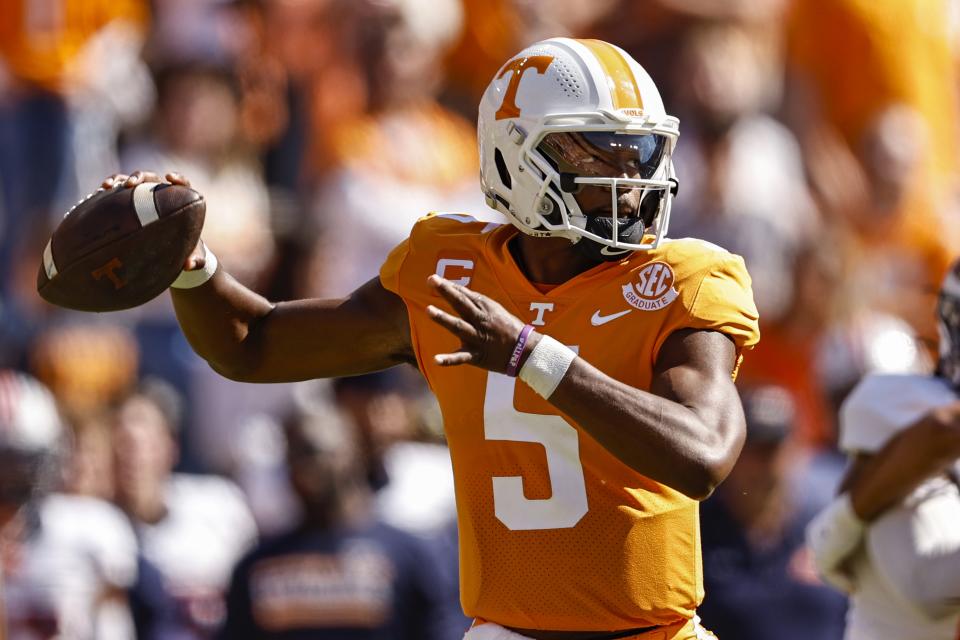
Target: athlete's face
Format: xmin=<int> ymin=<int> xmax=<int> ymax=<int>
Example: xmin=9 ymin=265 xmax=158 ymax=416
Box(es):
xmin=539 ymin=131 xmax=667 ymax=218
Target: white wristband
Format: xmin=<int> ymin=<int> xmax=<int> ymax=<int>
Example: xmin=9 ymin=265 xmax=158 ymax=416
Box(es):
xmin=170 ymin=243 xmax=219 ymax=289
xmin=805 ymin=493 xmax=865 ymax=592
xmin=518 ymin=334 xmax=577 ymax=399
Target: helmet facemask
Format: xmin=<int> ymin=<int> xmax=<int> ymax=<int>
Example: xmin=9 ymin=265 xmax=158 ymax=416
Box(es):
xmin=511 ymin=118 xmax=678 ymax=261
xmin=536 ymin=129 xmax=675 ymax=260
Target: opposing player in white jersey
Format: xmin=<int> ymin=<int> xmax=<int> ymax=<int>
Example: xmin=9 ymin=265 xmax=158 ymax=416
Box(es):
xmin=0 ymin=370 xmax=138 ymax=640
xmin=806 ymin=262 xmax=960 ymax=640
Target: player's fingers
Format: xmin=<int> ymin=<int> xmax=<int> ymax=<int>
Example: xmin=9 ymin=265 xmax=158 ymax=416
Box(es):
xmin=427 ymin=305 xmax=479 ymax=340
xmin=434 ymin=351 xmax=476 ymax=367
xmin=102 ymin=174 xmax=129 ymax=188
xmin=166 ymin=172 xmax=191 ymax=187
xmin=429 ymin=275 xmax=480 ymax=318
xmin=124 ymin=170 xmax=164 ymax=187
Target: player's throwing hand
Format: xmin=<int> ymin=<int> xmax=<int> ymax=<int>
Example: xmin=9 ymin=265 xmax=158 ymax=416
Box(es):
xmin=100 ymin=171 xmax=207 ymax=271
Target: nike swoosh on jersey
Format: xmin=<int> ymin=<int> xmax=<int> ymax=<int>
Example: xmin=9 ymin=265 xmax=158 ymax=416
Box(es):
xmin=590 ymin=309 xmax=632 ymax=326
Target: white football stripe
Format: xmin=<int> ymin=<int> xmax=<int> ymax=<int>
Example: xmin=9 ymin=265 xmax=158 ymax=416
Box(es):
xmin=133 ymin=182 xmax=161 ymax=226
xmin=42 ymin=239 xmax=58 ymax=279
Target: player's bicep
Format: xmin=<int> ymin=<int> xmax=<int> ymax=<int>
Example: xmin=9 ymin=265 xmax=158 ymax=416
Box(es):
xmin=239 ymin=277 xmax=414 ymax=382
xmin=651 ymin=329 xmax=742 ymax=414
xmin=650 ymin=329 xmax=746 ymax=463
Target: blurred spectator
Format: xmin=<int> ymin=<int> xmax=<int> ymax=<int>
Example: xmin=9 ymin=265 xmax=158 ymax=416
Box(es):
xmin=662 ymin=21 xmax=834 ymax=446
xmin=440 ymin=0 xmax=528 ymax=117
xmin=113 ymin=379 xmax=257 ymax=638
xmin=584 ymin=0 xmax=786 ymax=112
xmin=247 ymin=0 xmax=365 ymax=190
xmin=306 ymin=0 xmax=494 ymax=298
xmin=231 ymin=411 xmax=304 ymax=536
xmin=0 ymin=0 xmax=150 ymax=297
xmin=331 ymin=372 xmax=457 ymax=536
xmin=0 ymin=370 xmax=138 ymax=639
xmin=331 ymin=372 xmax=468 ymax=635
xmin=784 ymin=0 xmax=960 ymax=342
xmin=699 ymin=385 xmax=847 ymax=640
xmin=30 ymin=322 xmax=140 ymax=421
xmin=123 ymin=62 xmax=275 ymax=290
xmin=64 ymin=412 xmax=116 ymax=501
xmin=736 ymin=242 xmax=844 ymax=447
xmin=145 ymin=0 xmax=253 ymax=67
xmin=219 ymin=402 xmax=455 ymax=639
xmin=842 ymin=105 xmax=955 ymax=341
xmin=121 ymin=59 xmax=287 ymax=473
xmin=669 ymin=21 xmax=816 ymax=322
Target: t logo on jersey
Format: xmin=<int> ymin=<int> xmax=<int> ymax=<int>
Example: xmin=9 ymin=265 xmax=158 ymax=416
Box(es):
xmin=495 ymin=55 xmax=554 ymax=120
xmin=622 ymin=262 xmax=678 ymax=311
xmin=529 ymin=302 xmax=554 ymax=326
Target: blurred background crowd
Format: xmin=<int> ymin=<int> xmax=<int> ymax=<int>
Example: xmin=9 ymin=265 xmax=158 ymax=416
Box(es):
xmin=0 ymin=0 xmax=958 ymax=637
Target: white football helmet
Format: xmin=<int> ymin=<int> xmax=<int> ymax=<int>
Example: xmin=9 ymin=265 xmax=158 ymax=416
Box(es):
xmin=478 ymin=37 xmax=680 ymax=260
xmin=0 ymin=370 xmax=64 ymax=506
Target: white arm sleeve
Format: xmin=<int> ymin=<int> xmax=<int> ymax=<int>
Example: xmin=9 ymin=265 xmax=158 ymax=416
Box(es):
xmin=805 ymin=493 xmax=866 ymax=592
xmin=867 ymin=479 xmax=960 ymax=620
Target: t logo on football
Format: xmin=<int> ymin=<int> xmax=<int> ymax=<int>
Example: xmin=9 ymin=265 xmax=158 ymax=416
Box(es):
xmin=622 ymin=262 xmax=678 ymax=311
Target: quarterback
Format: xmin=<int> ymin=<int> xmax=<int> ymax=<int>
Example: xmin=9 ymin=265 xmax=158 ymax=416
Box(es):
xmin=107 ymin=39 xmax=758 ymax=639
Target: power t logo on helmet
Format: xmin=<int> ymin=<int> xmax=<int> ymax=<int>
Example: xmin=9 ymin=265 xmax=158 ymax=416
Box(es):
xmin=479 ymin=38 xmax=680 ymax=262
xmin=494 ymin=55 xmax=555 ymax=120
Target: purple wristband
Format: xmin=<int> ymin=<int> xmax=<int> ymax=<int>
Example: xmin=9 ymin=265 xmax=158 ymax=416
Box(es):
xmin=506 ymin=324 xmax=535 ymax=377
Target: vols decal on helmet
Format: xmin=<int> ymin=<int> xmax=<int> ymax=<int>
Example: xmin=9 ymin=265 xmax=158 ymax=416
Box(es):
xmin=622 ymin=262 xmax=677 ymax=311
xmin=495 ymin=55 xmax=554 ymax=120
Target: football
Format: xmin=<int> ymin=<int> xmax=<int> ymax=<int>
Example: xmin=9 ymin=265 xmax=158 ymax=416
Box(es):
xmin=37 ymin=182 xmax=205 ymax=312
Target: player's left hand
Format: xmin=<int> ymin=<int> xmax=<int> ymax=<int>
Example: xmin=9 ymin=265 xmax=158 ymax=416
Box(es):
xmin=426 ymin=275 xmax=536 ymax=373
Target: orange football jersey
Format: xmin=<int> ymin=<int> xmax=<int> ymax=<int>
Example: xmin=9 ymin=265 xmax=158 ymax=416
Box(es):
xmin=380 ymin=214 xmax=759 ymax=631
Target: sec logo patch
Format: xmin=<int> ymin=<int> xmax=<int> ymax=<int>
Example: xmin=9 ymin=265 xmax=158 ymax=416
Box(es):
xmin=622 ymin=262 xmax=678 ymax=311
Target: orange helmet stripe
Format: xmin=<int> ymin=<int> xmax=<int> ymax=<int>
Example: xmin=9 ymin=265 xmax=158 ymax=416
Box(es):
xmin=577 ymin=39 xmax=643 ymax=110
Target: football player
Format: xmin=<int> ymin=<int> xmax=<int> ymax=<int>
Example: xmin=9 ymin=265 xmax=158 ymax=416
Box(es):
xmin=0 ymin=370 xmax=139 ymax=638
xmin=806 ymin=261 xmax=960 ymax=640
xmin=106 ymin=38 xmax=758 ymax=640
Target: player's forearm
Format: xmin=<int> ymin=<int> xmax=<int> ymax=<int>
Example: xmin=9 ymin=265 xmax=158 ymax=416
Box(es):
xmin=549 ymin=358 xmax=741 ymax=500
xmin=170 ymin=269 xmax=277 ymax=379
xmin=848 ymin=419 xmax=960 ymax=521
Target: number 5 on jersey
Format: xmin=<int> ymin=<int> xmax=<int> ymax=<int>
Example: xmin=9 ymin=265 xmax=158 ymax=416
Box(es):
xmin=483 ymin=363 xmax=588 ymax=531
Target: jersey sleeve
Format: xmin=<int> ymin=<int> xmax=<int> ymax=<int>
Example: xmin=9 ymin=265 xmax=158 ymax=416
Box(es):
xmin=380 ymin=237 xmax=411 ymax=297
xmin=687 ymin=254 xmax=760 ymax=350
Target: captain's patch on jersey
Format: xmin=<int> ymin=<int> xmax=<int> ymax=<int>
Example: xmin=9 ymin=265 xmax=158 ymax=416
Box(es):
xmin=622 ymin=261 xmax=678 ymax=311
